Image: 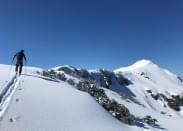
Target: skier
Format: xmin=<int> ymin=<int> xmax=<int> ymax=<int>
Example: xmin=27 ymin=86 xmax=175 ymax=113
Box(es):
xmin=12 ymin=49 xmax=27 ymax=76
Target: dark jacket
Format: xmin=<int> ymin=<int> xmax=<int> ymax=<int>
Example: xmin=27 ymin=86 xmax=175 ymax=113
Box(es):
xmin=13 ymin=51 xmax=27 ymax=64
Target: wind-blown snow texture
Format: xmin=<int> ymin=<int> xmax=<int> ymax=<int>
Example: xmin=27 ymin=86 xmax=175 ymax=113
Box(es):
xmin=0 ymin=59 xmax=183 ymax=131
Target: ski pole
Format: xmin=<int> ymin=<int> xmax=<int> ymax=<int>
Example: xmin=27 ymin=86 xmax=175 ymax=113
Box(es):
xmin=7 ymin=61 xmax=13 ymax=79
xmin=24 ymin=61 xmax=27 ymax=74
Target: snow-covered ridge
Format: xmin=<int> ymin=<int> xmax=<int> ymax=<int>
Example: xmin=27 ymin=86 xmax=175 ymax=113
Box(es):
xmin=0 ymin=65 xmax=132 ymax=131
xmin=52 ymin=60 xmax=183 ymax=112
xmin=0 ymin=60 xmax=183 ymax=131
xmin=49 ymin=60 xmax=183 ymax=131
xmin=114 ymin=59 xmax=158 ymax=72
xmin=52 ymin=65 xmax=77 ymax=71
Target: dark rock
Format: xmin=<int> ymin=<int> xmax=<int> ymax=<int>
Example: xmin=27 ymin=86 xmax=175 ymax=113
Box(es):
xmin=146 ymin=90 xmax=152 ymax=94
xmin=67 ymin=79 xmax=75 ymax=86
xmin=160 ymin=112 xmax=166 ymax=115
xmin=116 ymin=73 xmax=132 ymax=86
xmin=143 ymin=115 xmax=158 ymax=126
xmin=151 ymin=94 xmax=160 ymax=100
xmin=57 ymin=73 xmax=67 ymax=81
xmin=177 ymin=76 xmax=183 ymax=83
xmin=140 ymin=72 xmax=150 ymax=80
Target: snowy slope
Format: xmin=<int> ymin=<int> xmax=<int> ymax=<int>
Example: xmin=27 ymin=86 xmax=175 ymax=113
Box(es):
xmin=52 ymin=60 xmax=183 ymax=131
xmin=0 ymin=65 xmax=137 ymax=131
xmin=0 ymin=60 xmax=183 ymax=131
xmin=114 ymin=59 xmax=183 ymax=111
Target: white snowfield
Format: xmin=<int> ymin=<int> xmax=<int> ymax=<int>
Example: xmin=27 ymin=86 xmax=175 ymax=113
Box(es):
xmin=0 ymin=59 xmax=183 ymax=131
xmin=114 ymin=60 xmax=183 ymax=108
xmin=113 ymin=60 xmax=183 ymax=131
xmin=0 ymin=64 xmax=135 ymax=131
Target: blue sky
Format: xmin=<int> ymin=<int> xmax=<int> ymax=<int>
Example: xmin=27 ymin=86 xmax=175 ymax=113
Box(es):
xmin=0 ymin=0 xmax=183 ymax=76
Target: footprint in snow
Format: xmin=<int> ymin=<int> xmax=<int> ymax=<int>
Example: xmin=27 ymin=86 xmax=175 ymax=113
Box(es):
xmin=18 ymin=88 xmax=23 ymax=91
xmin=15 ymin=98 xmax=20 ymax=102
xmin=15 ymin=98 xmax=23 ymax=103
xmin=9 ymin=115 xmax=21 ymax=123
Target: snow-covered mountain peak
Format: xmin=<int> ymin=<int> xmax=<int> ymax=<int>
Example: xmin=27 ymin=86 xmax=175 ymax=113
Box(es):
xmin=132 ymin=59 xmax=154 ymax=67
xmin=52 ymin=65 xmax=77 ymax=71
xmin=114 ymin=59 xmax=158 ymax=72
xmin=114 ymin=59 xmax=183 ymax=95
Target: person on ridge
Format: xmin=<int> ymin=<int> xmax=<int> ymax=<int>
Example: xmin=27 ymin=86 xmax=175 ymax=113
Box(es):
xmin=13 ymin=49 xmax=27 ymax=76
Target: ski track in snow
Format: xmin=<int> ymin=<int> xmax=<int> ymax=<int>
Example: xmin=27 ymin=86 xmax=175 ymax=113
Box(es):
xmin=0 ymin=75 xmax=22 ymax=120
xmin=0 ymin=73 xmax=135 ymax=131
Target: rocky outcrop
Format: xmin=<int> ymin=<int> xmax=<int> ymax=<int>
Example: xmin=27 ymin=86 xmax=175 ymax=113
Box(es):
xmin=53 ymin=66 xmax=132 ymax=90
xmin=146 ymin=90 xmax=183 ymax=111
xmin=76 ymin=80 xmax=158 ymax=126
xmin=177 ymin=76 xmax=183 ymax=83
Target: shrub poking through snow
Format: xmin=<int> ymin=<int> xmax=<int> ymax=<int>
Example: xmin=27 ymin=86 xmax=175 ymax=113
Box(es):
xmin=57 ymin=73 xmax=67 ymax=81
xmin=87 ymin=85 xmax=135 ymax=125
xmin=42 ymin=70 xmax=58 ymax=79
xmin=77 ymin=80 xmax=91 ymax=92
xmin=42 ymin=70 xmax=67 ymax=81
xmin=42 ymin=70 xmax=52 ymax=78
xmin=142 ymin=115 xmax=158 ymax=126
xmin=67 ymin=79 xmax=75 ymax=86
xmin=147 ymin=90 xmax=183 ymax=111
xmin=106 ymin=100 xmax=135 ymax=124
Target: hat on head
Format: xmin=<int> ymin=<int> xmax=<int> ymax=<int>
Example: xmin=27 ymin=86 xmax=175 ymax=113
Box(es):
xmin=20 ymin=49 xmax=24 ymax=53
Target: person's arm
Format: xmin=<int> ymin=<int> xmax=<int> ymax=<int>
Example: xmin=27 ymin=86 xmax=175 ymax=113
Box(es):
xmin=12 ymin=53 xmax=17 ymax=62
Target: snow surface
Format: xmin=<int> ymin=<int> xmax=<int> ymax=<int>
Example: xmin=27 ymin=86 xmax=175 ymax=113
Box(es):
xmin=0 ymin=59 xmax=183 ymax=131
xmin=114 ymin=59 xmax=183 ymax=99
xmin=114 ymin=59 xmax=157 ymax=72
xmin=0 ymin=65 xmax=136 ymax=131
xmin=113 ymin=59 xmax=183 ymax=130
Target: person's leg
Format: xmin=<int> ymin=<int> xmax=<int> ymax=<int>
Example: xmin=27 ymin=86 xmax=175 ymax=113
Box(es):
xmin=15 ymin=64 xmax=19 ymax=73
xmin=19 ymin=62 xmax=23 ymax=75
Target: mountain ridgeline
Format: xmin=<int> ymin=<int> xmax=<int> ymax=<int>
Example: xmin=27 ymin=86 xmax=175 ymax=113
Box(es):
xmin=40 ymin=59 xmax=183 ymax=128
xmin=1 ymin=60 xmax=183 ymax=131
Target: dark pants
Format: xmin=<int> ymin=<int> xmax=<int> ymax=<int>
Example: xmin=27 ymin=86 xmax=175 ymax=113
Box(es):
xmin=15 ymin=61 xmax=23 ymax=74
